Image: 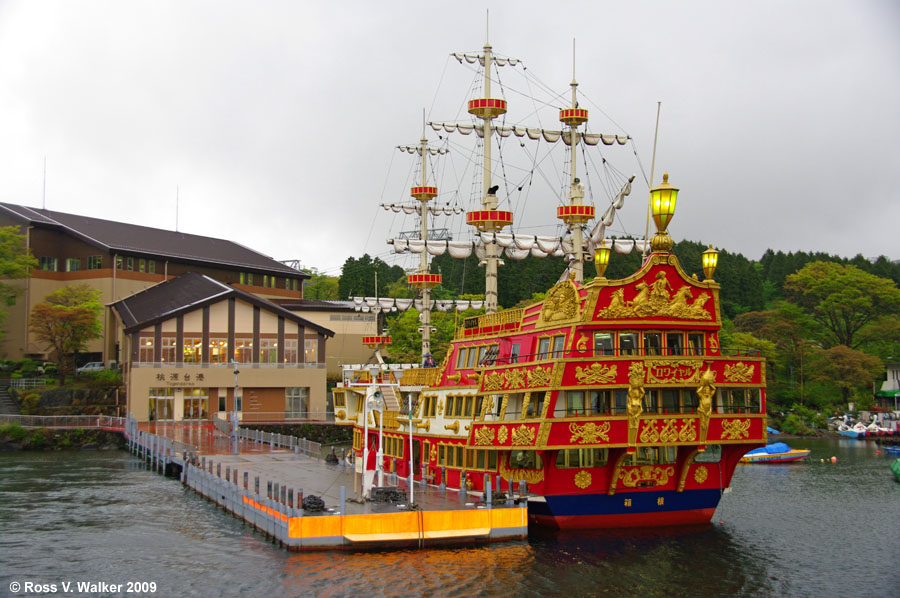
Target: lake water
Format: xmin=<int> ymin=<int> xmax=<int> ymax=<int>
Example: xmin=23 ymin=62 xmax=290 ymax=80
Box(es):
xmin=1 ymin=437 xmax=898 ymax=598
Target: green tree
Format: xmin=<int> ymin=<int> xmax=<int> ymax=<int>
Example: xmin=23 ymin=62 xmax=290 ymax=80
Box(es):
xmin=0 ymin=226 xmax=38 ymax=338
xmin=807 ymin=345 xmax=883 ymax=407
xmin=29 ymin=285 xmax=103 ymax=384
xmin=785 ymin=262 xmax=900 ymax=349
xmin=337 ymin=254 xmax=405 ymax=299
xmin=302 ymin=269 xmax=339 ymax=300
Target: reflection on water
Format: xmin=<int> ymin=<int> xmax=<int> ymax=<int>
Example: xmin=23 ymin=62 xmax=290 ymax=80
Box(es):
xmin=1 ymin=438 xmax=899 ymax=598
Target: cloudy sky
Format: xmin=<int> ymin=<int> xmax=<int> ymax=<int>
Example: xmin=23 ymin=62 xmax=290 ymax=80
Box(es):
xmin=1 ymin=1 xmax=898 ymax=278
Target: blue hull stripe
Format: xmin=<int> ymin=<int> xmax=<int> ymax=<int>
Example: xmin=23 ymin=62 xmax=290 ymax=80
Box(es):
xmin=529 ymin=489 xmax=723 ymax=518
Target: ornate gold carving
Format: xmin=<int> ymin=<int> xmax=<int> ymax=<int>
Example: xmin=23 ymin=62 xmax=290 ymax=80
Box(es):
xmin=645 ymin=359 xmax=703 ymax=384
xmin=677 ymin=448 xmax=701 ymax=492
xmin=506 ymin=368 xmax=526 ymax=390
xmin=539 ymin=392 xmax=552 ymax=418
xmin=659 ymin=419 xmax=679 ymax=444
xmin=575 ymin=334 xmax=588 ymax=353
xmin=447 ymin=374 xmax=462 ymax=384
xmin=693 ymin=466 xmax=708 ymax=484
xmin=335 ymin=410 xmax=346 ymax=420
xmin=575 ymin=363 xmax=617 ymax=385
xmin=627 ymin=363 xmax=645 ymax=445
xmin=618 ymin=465 xmax=675 ymax=488
xmin=437 ymin=397 xmax=444 ymax=416
xmin=444 ymin=421 xmax=459 ymax=434
xmin=474 ymin=426 xmax=495 ymax=446
xmin=498 ymin=453 xmax=545 ymax=484
xmin=527 ymin=366 xmax=552 ymax=388
xmin=498 ymin=393 xmax=509 ymax=419
xmin=607 ymin=451 xmax=631 ymax=496
xmin=511 ymin=424 xmax=536 ymax=446
xmin=574 ymin=470 xmax=592 ymax=489
xmin=497 ymin=425 xmax=509 ymax=444
xmin=569 ymin=421 xmax=610 ymax=444
xmin=639 ymin=420 xmax=659 ymax=443
xmin=416 ymin=420 xmax=431 ymax=432
xmin=540 ymin=279 xmax=579 ymax=323
xmin=483 ymin=371 xmax=504 ymax=392
xmin=597 ymin=274 xmax=712 ymax=321
xmin=678 ymin=419 xmax=697 ymax=442
xmin=536 ymin=422 xmax=551 ymax=448
xmin=724 ymin=362 xmax=754 ymax=383
xmin=721 ymin=418 xmax=752 ymax=440
xmin=696 ymin=369 xmax=716 ymax=442
xmin=710 ymin=335 xmax=719 ymax=352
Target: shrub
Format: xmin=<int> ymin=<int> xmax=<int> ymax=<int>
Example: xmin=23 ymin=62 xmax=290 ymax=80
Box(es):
xmin=0 ymin=423 xmax=28 ymax=442
xmin=20 ymin=393 xmax=41 ymax=415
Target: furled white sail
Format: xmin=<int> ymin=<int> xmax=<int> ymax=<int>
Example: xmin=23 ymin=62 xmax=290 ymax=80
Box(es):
xmin=428 ymin=122 xmax=630 ymax=146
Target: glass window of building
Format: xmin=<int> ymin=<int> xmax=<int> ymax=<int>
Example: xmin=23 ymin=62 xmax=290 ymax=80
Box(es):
xmin=40 ymin=257 xmax=57 ymax=271
xmin=160 ymin=337 xmax=176 ymax=363
xmin=552 ymin=335 xmax=566 ymax=358
xmin=566 ymin=390 xmax=587 ymax=416
xmin=126 ymin=257 xmax=134 ymax=271
xmin=148 ymin=260 xmax=155 ymax=274
xmin=184 ymin=388 xmax=209 ymax=420
xmin=139 ymin=336 xmax=154 ymax=362
xmin=537 ymin=337 xmax=551 ymax=360
xmin=148 ymin=387 xmax=174 ymax=421
xmin=465 ymin=346 xmax=478 ymax=368
xmin=304 ymin=339 xmax=318 ymax=363
xmin=284 ymin=339 xmax=298 ymax=363
xmin=234 ymin=338 xmax=252 ymax=363
xmin=87 ymin=256 xmax=102 ymax=270
xmin=182 ymin=337 xmax=202 ymax=363
xmin=116 ymin=256 xmax=123 ymax=270
xmin=286 ymin=387 xmax=309 ymax=418
xmin=208 ymin=338 xmax=228 ymax=364
xmin=259 ymin=339 xmax=277 ymax=364
xmin=66 ymin=258 xmax=81 ymax=272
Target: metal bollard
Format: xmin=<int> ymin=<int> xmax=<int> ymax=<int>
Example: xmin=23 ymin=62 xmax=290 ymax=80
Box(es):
xmin=340 ymin=486 xmax=346 ymax=516
xmin=267 ymin=481 xmax=273 ymax=499
xmin=288 ymin=488 xmax=294 ymax=508
xmin=485 ymin=474 xmax=492 ymax=508
xmin=254 ymin=476 xmax=260 ymax=495
xmin=244 ymin=471 xmax=249 ymax=490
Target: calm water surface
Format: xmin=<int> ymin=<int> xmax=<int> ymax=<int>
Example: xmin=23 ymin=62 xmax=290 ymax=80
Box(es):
xmin=1 ymin=438 xmax=898 ymax=598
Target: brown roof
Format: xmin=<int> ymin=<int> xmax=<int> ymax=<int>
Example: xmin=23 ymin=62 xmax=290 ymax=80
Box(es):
xmin=0 ymin=202 xmax=307 ymax=278
xmin=111 ymin=272 xmax=333 ymax=336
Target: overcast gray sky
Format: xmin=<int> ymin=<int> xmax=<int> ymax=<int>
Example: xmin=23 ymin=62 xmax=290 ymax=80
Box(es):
xmin=1 ymin=1 xmax=898 ymax=278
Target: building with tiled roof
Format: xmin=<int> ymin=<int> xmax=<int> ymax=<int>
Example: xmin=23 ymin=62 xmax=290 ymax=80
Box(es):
xmin=0 ymin=202 xmax=309 ymax=364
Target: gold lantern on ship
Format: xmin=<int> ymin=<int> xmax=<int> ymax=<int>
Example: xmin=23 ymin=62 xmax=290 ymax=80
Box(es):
xmin=594 ymin=241 xmax=611 ymax=279
xmin=650 ymin=173 xmax=678 ymax=252
xmin=702 ymin=244 xmax=719 ymax=281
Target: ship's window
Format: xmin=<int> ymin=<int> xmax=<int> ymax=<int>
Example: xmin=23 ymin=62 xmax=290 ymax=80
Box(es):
xmin=438 ymin=444 xmax=446 ymax=465
xmin=688 ymin=333 xmax=704 ymax=356
xmin=695 ymin=445 xmax=722 ymax=463
xmin=466 ymin=347 xmax=478 ymax=368
xmin=333 ymin=392 xmax=345 ymax=408
xmin=552 ymin=335 xmax=566 ymax=358
xmin=619 ymin=333 xmax=638 ymax=355
xmin=666 ymin=333 xmax=684 ymax=356
xmin=480 ymin=344 xmax=499 ymax=365
xmin=556 ymin=448 xmax=608 ymax=469
xmin=565 ymin=390 xmax=587 ymax=416
xmin=463 ymin=395 xmax=474 ymax=418
xmin=511 ymin=450 xmax=542 ymax=470
xmin=683 ymin=390 xmax=699 ymax=413
xmin=423 ymin=395 xmax=437 ymax=417
xmin=474 ymin=396 xmax=485 ymax=419
xmin=527 ymin=392 xmax=546 ymax=419
xmin=642 ymin=390 xmax=659 ymax=413
xmin=453 ymin=395 xmax=464 ymax=417
xmin=537 ymin=337 xmax=551 ymax=360
xmin=643 ymin=333 xmax=662 ymax=356
xmin=748 ymin=388 xmax=761 ymax=413
xmin=594 ymin=333 xmax=614 ymax=356
xmin=509 ymin=344 xmax=521 ymax=364
xmin=504 ymin=393 xmax=524 ymax=419
xmin=456 ymin=348 xmax=467 ymax=369
xmin=614 ymin=390 xmax=628 ymax=415
xmin=632 ymin=446 xmax=677 ymax=465
xmin=476 ymin=450 xmax=485 ymax=470
xmin=589 ymin=390 xmax=611 ymax=415
xmin=661 ymin=389 xmax=680 ymax=414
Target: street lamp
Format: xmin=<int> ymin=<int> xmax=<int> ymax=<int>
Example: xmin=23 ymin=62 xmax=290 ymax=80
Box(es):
xmin=702 ymin=244 xmax=719 ymax=281
xmin=650 ymin=173 xmax=679 ymax=252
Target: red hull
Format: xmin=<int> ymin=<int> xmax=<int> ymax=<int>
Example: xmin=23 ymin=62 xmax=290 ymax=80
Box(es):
xmin=530 ymin=507 xmax=716 ymax=530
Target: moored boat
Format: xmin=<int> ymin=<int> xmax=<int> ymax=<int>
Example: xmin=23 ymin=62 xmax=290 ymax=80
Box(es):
xmin=837 ymin=422 xmax=868 ymax=439
xmin=740 ymin=442 xmax=810 ymax=464
xmin=333 ymin=34 xmax=767 ymax=530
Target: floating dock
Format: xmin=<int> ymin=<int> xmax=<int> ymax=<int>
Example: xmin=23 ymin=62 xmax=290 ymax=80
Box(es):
xmin=126 ymin=420 xmax=527 ymax=551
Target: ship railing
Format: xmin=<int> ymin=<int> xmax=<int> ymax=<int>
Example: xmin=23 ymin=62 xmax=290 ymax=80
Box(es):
xmin=474 ymin=346 xmax=761 ymax=368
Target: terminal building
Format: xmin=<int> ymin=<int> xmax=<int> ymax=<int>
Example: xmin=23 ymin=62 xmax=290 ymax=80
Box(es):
xmin=0 ymin=202 xmax=377 ymax=422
